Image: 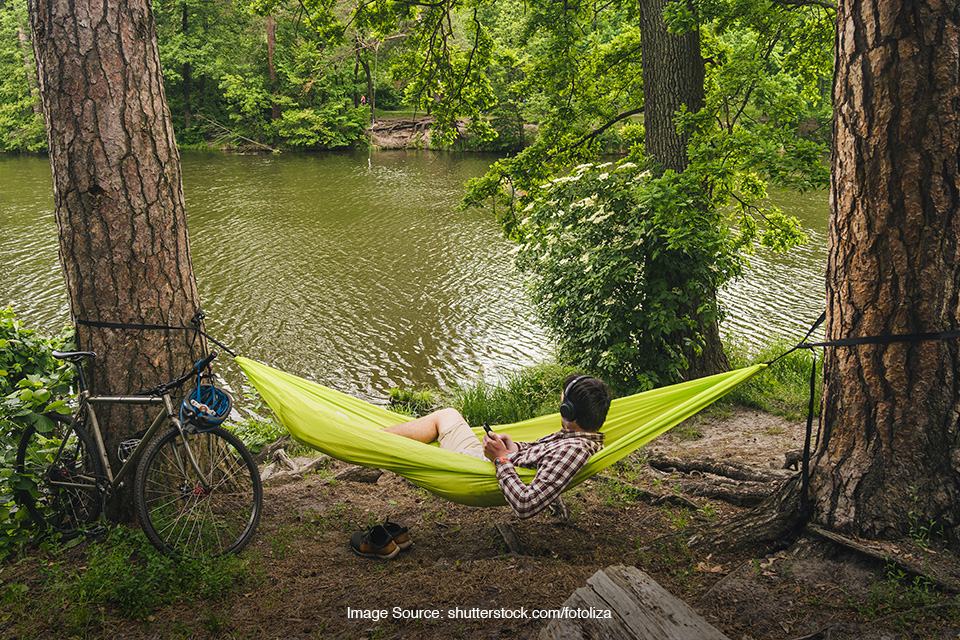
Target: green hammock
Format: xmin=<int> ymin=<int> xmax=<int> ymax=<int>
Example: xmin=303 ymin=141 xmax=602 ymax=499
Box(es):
xmin=237 ymin=357 xmax=766 ymax=507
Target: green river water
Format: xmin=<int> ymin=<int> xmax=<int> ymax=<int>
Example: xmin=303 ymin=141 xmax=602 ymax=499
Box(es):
xmin=0 ymin=151 xmax=828 ymax=400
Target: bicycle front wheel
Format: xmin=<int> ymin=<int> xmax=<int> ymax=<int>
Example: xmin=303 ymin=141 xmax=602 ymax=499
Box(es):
xmin=135 ymin=426 xmax=262 ymax=557
xmin=15 ymin=417 xmax=104 ymax=539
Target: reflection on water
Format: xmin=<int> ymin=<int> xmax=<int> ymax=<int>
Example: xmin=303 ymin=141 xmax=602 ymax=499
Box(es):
xmin=0 ymin=152 xmax=829 ymax=399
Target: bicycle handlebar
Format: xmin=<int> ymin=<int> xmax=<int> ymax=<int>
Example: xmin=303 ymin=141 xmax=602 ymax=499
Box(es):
xmin=138 ymin=352 xmax=218 ymax=396
xmin=195 ymin=352 xmax=217 ymax=373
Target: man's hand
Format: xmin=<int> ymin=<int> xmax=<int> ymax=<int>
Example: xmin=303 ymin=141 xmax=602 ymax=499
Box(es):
xmin=483 ymin=432 xmax=519 ymax=461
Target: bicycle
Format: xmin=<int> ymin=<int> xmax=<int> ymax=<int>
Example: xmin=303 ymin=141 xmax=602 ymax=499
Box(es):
xmin=15 ymin=351 xmax=263 ymax=558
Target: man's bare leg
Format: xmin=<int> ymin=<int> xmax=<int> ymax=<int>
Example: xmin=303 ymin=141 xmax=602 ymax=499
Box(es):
xmin=382 ymin=408 xmax=466 ymax=444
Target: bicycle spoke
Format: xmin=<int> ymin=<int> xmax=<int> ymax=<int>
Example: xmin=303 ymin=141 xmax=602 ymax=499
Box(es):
xmin=135 ymin=427 xmax=262 ymax=557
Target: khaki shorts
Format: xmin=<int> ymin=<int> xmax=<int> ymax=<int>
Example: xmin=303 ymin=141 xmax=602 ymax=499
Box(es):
xmin=437 ymin=419 xmax=486 ymax=460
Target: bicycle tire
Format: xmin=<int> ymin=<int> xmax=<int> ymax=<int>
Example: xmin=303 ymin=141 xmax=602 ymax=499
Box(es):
xmin=15 ymin=416 xmax=104 ymax=539
xmin=135 ymin=426 xmax=262 ymax=557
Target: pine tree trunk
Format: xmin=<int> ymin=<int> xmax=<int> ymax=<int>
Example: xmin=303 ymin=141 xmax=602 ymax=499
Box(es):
xmin=815 ymin=0 xmax=960 ymax=545
xmin=28 ymin=0 xmax=205 ymax=518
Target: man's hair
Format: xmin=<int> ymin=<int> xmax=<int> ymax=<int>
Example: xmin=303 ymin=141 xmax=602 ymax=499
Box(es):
xmin=563 ymin=373 xmax=612 ymax=432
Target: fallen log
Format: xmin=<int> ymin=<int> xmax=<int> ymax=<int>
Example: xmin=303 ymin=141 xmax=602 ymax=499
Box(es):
xmin=539 ymin=565 xmax=731 ymax=640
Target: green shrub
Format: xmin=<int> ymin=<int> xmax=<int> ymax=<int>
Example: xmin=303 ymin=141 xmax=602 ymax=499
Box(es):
xmin=514 ymin=163 xmax=741 ymax=393
xmin=0 ymin=307 xmax=75 ymax=560
xmin=69 ymin=526 xmax=250 ymax=619
xmin=388 ymin=387 xmax=438 ymax=417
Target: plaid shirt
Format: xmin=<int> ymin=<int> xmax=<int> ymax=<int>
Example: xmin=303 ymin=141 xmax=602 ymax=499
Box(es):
xmin=495 ymin=428 xmax=605 ymax=519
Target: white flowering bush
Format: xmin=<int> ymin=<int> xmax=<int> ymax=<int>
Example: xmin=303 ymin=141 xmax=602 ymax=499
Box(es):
xmin=514 ymin=163 xmax=741 ymax=391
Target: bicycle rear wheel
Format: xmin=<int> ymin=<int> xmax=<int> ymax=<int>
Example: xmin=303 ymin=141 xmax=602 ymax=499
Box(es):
xmin=15 ymin=416 xmax=104 ymax=539
xmin=135 ymin=426 xmax=262 ymax=557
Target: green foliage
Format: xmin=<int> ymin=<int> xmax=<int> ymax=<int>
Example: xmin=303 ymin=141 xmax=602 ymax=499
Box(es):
xmin=0 ymin=308 xmax=75 ymax=560
xmin=461 ymin=0 xmax=830 ymax=386
xmin=387 ymin=4 xmax=498 ymax=146
xmin=152 ymin=0 xmax=373 ymax=149
xmin=0 ymin=0 xmax=45 ymax=152
xmin=0 ymin=526 xmax=253 ymax=636
xmin=852 ymin=565 xmax=947 ymax=622
xmin=513 ymin=163 xmax=740 ymax=392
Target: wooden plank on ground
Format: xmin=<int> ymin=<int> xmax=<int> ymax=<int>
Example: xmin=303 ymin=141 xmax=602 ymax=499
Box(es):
xmin=539 ymin=565 xmax=731 ymax=640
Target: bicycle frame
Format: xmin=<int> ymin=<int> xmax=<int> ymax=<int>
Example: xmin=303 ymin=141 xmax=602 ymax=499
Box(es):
xmin=53 ymin=390 xmax=210 ymax=495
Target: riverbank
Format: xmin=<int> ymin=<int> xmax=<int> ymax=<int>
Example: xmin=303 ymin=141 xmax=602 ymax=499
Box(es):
xmin=1 ymin=402 xmax=957 ymax=640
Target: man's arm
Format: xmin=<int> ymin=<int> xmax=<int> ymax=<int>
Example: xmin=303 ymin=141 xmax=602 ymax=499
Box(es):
xmin=494 ymin=446 xmax=591 ymax=519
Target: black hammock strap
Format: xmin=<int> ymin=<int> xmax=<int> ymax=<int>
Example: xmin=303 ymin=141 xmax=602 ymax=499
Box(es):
xmin=75 ymin=311 xmax=237 ymax=357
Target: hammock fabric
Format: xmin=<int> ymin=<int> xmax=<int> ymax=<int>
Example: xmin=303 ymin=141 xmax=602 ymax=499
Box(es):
xmin=237 ymin=357 xmax=766 ymax=507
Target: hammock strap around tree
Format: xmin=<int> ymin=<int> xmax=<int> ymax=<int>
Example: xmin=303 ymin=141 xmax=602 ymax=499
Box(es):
xmin=236 ymin=357 xmax=766 ymax=507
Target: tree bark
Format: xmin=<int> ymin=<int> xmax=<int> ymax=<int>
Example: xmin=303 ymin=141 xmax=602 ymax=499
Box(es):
xmin=640 ymin=0 xmax=704 ymax=175
xmin=640 ymin=0 xmax=728 ymax=378
xmin=816 ymin=0 xmax=960 ymax=545
xmin=28 ymin=0 xmax=205 ymax=517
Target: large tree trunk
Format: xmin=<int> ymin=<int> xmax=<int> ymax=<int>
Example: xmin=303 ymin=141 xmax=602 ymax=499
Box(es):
xmin=641 ymin=0 xmax=727 ymax=378
xmin=28 ymin=0 xmax=204 ymax=517
xmin=814 ymin=0 xmax=960 ymax=545
xmin=640 ymin=0 xmax=704 ymax=175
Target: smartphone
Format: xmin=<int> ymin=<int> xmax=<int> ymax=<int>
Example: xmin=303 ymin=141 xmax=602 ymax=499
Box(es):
xmin=483 ymin=422 xmax=492 ymax=434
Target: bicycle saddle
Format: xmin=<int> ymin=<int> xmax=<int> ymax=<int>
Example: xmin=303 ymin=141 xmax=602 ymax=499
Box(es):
xmin=52 ymin=350 xmax=97 ymax=361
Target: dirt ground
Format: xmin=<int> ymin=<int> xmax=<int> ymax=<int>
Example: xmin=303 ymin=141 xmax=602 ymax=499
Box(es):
xmin=3 ymin=406 xmax=959 ymax=639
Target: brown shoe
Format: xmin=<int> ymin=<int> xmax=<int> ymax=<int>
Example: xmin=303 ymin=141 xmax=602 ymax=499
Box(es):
xmin=383 ymin=519 xmax=412 ymax=551
xmin=350 ymin=524 xmax=399 ymax=559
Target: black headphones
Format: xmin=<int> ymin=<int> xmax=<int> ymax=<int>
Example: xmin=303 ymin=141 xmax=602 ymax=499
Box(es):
xmin=560 ymin=375 xmax=593 ymax=422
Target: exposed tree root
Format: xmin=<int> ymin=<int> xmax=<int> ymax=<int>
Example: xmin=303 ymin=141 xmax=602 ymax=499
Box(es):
xmin=686 ymin=476 xmax=805 ymax=552
xmin=641 ymin=454 xmax=797 ymax=507
xmin=807 ymin=524 xmax=960 ymax=593
xmin=647 ymin=453 xmax=794 ymax=483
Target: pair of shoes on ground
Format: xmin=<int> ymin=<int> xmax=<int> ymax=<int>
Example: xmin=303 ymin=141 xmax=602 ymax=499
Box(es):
xmin=349 ymin=519 xmax=412 ymax=559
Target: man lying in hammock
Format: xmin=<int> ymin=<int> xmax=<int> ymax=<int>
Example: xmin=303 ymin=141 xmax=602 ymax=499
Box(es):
xmin=383 ymin=374 xmax=612 ymax=518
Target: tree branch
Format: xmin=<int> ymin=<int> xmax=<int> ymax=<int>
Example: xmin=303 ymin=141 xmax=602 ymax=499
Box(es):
xmin=565 ymin=107 xmax=644 ymax=151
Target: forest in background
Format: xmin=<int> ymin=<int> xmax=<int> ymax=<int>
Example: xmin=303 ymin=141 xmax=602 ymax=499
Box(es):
xmin=0 ymin=0 xmax=833 ymax=154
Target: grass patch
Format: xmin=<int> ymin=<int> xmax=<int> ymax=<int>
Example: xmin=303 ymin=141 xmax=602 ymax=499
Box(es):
xmin=230 ymin=387 xmax=286 ymax=454
xmin=446 ymin=361 xmax=579 ymax=426
xmin=388 ymin=387 xmax=438 ymax=417
xmin=386 ymin=335 xmax=821 ymax=430
xmin=850 ymin=565 xmax=951 ymax=623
